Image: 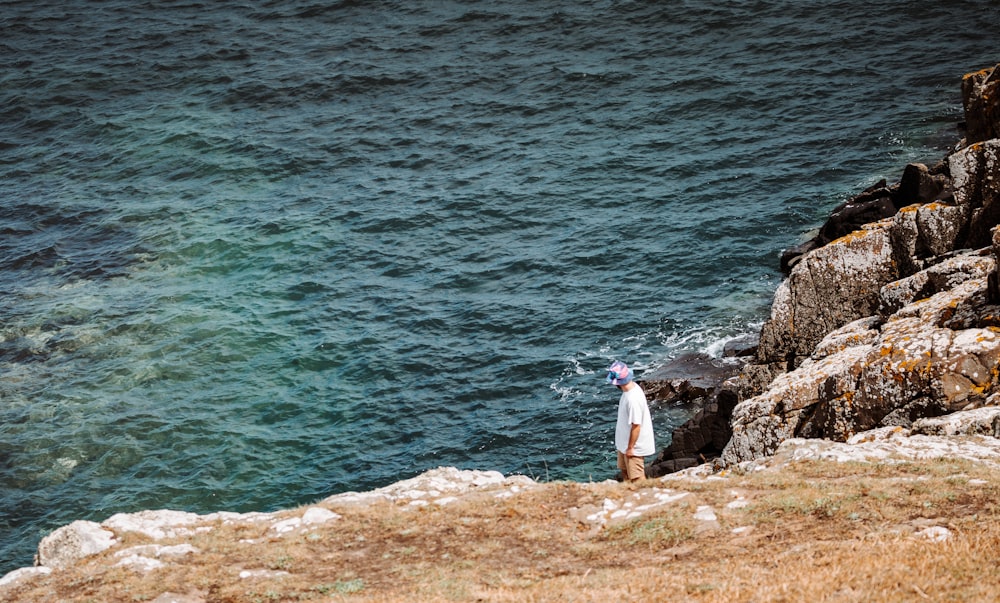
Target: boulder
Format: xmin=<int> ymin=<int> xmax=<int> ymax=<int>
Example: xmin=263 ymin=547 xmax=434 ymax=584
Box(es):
xmin=36 ymin=520 xmax=117 ymax=569
xmin=961 ymin=64 xmax=1000 ymax=145
xmin=779 ymin=162 xmax=950 ymax=274
xmin=949 ymin=139 xmax=1000 ymax=248
xmin=888 ymin=201 xmax=969 ymax=277
xmin=878 ymin=250 xmax=993 ymax=317
xmin=648 ymin=377 xmax=740 ymax=476
xmin=759 ymin=218 xmax=899 ymax=366
xmin=895 ymin=161 xmax=951 ymax=207
xmin=639 ymin=353 xmax=744 ymax=404
xmin=722 ymin=251 xmax=1000 ymax=465
xmin=639 ymin=353 xmax=747 ymax=476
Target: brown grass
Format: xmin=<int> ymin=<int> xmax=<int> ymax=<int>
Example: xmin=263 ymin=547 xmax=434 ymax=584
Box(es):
xmin=6 ymin=456 xmax=1000 ymax=602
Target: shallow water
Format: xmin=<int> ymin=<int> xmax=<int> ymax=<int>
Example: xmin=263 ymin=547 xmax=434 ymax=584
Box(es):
xmin=2 ymin=0 xmax=999 ymax=572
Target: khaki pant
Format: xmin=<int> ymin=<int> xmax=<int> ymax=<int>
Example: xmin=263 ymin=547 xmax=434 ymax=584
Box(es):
xmin=617 ymin=451 xmax=646 ymax=481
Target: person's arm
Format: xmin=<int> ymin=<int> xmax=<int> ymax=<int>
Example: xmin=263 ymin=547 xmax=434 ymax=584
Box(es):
xmin=625 ymin=423 xmax=641 ymax=457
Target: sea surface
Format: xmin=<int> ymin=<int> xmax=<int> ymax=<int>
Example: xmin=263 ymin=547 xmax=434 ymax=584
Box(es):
xmin=2 ymin=0 xmax=999 ymax=572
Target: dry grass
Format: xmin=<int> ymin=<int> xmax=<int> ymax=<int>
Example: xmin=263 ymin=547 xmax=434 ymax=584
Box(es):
xmin=6 ymin=456 xmax=1000 ymax=602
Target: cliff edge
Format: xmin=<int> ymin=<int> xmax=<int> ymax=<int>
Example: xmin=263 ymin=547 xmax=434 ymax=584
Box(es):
xmin=646 ymin=63 xmax=1000 ymax=473
xmin=723 ymin=62 xmax=1000 ymax=465
xmin=5 ymin=65 xmax=1000 ymax=602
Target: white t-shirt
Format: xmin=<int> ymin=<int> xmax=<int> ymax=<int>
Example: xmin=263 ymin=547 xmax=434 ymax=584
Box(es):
xmin=615 ymin=385 xmax=655 ymax=457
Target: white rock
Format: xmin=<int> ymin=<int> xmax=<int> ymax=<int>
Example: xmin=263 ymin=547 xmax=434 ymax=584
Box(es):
xmin=911 ymin=407 xmax=1000 ymax=437
xmin=916 ymin=526 xmax=953 ymax=542
xmin=323 ymin=467 xmax=533 ymax=507
xmin=301 ymin=507 xmax=340 ymax=525
xmin=114 ymin=544 xmax=199 ymax=560
xmin=116 ymin=555 xmax=165 ymax=572
xmin=0 ymin=566 xmax=52 ymax=589
xmin=847 ymin=426 xmax=909 ymax=444
xmin=693 ymin=506 xmax=717 ymax=522
xmin=654 ymin=491 xmax=689 ymax=505
xmin=103 ymin=510 xmax=205 ymax=540
xmin=37 ymin=520 xmax=117 ymax=569
xmin=239 ymin=569 xmax=289 ymax=580
xmin=151 ymin=592 xmax=206 ymax=603
xmin=270 ymin=518 xmax=302 ymax=534
xmin=214 ymin=511 xmax=273 ymax=525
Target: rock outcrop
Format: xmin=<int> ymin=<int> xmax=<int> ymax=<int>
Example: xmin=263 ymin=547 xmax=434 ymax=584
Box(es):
xmin=637 ymin=351 xmax=752 ymax=476
xmin=720 ymin=63 xmax=1000 ymax=466
xmin=962 ymin=64 xmax=1000 ymax=145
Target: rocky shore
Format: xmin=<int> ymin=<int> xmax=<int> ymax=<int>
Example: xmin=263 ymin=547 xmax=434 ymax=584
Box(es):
xmin=3 ymin=64 xmax=1000 ymax=600
xmin=646 ymin=62 xmax=1000 ymax=476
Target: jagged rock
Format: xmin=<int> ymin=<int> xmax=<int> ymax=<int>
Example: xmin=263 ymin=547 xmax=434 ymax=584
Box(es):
xmin=779 ymin=163 xmax=950 ymax=274
xmin=888 ymin=201 xmax=970 ymax=277
xmin=961 ymin=64 xmax=1000 ymax=145
xmin=780 ymin=179 xmax=895 ymax=274
xmin=762 ymin=203 xmax=988 ymax=370
xmin=896 ymin=162 xmax=951 ymax=207
xmin=639 ymin=353 xmax=744 ymax=404
xmin=950 ymin=139 xmax=1000 ymax=248
xmin=811 ymin=316 xmax=881 ymax=359
xmin=878 ymin=250 xmax=993 ymax=317
xmin=639 ymin=354 xmax=747 ymax=476
xmin=759 ymin=218 xmax=899 ymax=365
xmin=736 ymin=361 xmax=786 ymax=400
xmin=648 ymin=377 xmax=740 ymax=476
xmin=36 ymin=520 xmax=117 ymax=569
xmin=722 ymin=255 xmax=1000 ymax=465
xmin=722 ymin=333 xmax=759 ymax=357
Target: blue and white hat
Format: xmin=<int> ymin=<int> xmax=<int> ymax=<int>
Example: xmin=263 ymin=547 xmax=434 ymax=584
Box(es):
xmin=606 ymin=361 xmax=633 ymax=386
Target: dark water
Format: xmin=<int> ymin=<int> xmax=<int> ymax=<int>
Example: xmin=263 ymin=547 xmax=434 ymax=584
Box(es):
xmin=1 ymin=0 xmax=998 ymax=572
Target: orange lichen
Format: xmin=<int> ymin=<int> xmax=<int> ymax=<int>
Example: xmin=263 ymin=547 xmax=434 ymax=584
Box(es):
xmin=963 ymin=68 xmax=992 ymax=80
xmin=830 ymin=228 xmax=875 ymax=247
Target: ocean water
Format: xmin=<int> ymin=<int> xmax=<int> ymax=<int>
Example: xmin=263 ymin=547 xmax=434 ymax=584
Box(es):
xmin=2 ymin=0 xmax=999 ymax=572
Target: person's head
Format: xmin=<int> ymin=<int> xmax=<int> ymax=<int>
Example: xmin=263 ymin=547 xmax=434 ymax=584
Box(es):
xmin=606 ymin=361 xmax=633 ymax=388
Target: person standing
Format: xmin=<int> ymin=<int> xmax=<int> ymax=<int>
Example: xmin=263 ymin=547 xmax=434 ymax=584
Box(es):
xmin=606 ymin=361 xmax=655 ymax=482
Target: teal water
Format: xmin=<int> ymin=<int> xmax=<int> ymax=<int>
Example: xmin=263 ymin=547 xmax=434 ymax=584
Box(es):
xmin=2 ymin=0 xmax=999 ymax=572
